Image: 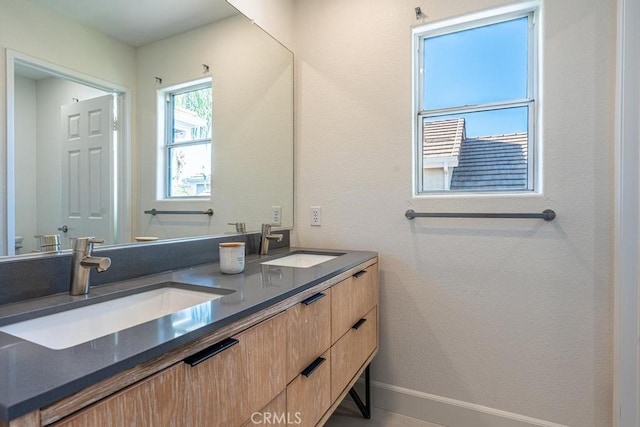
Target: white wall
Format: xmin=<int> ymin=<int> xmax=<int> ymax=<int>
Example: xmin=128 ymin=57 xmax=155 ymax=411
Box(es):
xmin=228 ymin=0 xmax=294 ymax=50
xmin=293 ymin=0 xmax=614 ymax=426
xmin=136 ymin=13 xmax=293 ymax=239
xmin=13 ymin=76 xmax=37 ymax=253
xmin=0 ymin=0 xmax=136 ymax=253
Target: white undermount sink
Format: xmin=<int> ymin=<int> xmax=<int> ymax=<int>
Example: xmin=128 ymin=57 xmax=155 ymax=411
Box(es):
xmin=261 ymin=253 xmax=340 ymax=268
xmin=0 ymin=286 xmax=227 ymax=350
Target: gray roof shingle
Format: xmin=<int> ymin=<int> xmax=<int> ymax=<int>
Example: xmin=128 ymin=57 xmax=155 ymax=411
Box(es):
xmin=423 ymin=118 xmax=465 ymax=158
xmin=422 ymin=119 xmax=529 ymax=191
xmin=450 ymin=133 xmax=528 ymax=190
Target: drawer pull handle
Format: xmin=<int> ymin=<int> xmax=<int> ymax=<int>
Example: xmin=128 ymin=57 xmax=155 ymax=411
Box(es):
xmin=301 ymin=357 xmax=326 ymax=377
xmin=302 ymin=292 xmax=326 ymax=305
xmin=353 ymin=270 xmax=368 ymax=278
xmin=352 ymin=318 xmax=367 ymax=330
xmin=184 ymin=338 xmax=239 ymax=367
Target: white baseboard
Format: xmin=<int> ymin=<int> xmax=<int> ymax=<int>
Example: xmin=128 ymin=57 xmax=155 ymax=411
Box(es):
xmin=349 ymin=380 xmax=569 ymax=427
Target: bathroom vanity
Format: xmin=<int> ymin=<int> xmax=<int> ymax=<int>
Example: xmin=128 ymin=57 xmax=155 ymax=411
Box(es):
xmin=0 ymin=247 xmax=378 ymax=427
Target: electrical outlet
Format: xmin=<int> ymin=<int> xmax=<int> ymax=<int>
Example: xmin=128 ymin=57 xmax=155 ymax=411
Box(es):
xmin=310 ymin=206 xmax=322 ymax=226
xmin=271 ymin=206 xmax=282 ymax=225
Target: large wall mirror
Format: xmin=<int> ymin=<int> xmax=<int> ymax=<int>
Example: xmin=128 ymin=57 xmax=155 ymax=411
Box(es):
xmin=2 ymin=0 xmax=293 ymax=256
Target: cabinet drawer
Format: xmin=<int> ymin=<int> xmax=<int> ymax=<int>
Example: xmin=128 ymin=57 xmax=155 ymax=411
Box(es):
xmin=331 ymin=264 xmax=378 ymax=343
xmin=330 ymin=306 xmax=377 ymax=402
xmin=287 ymin=350 xmax=331 ymax=427
xmin=184 ymin=312 xmax=287 ymax=426
xmin=238 ymin=312 xmax=288 ymax=418
xmin=56 ymin=313 xmax=287 ymax=427
xmin=286 ymin=289 xmax=331 ymax=383
xmin=244 ymin=391 xmax=287 ymax=426
xmin=183 ymin=336 xmax=248 ymax=426
xmin=54 ymin=364 xmax=185 ymax=427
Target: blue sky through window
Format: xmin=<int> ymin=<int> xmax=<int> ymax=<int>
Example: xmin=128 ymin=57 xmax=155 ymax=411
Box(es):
xmin=425 ymin=107 xmax=528 ymax=138
xmin=422 ymin=17 xmax=529 ymax=137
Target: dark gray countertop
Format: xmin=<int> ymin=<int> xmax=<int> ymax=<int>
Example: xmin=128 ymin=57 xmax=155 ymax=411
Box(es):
xmin=0 ymin=247 xmax=377 ymax=421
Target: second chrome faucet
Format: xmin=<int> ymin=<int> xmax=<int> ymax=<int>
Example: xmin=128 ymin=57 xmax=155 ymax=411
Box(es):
xmin=70 ymin=237 xmax=111 ymax=295
xmin=259 ymin=224 xmax=283 ymax=255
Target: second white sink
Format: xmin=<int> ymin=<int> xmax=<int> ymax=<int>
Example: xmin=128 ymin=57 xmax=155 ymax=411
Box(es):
xmin=261 ymin=253 xmax=339 ymax=268
xmin=0 ymin=286 xmax=228 ymax=350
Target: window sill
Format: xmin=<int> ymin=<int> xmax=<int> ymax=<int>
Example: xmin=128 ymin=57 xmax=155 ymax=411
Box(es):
xmin=412 ymin=190 xmax=543 ymax=200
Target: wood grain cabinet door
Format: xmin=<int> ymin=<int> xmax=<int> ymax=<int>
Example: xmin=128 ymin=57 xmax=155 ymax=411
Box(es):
xmin=53 ymin=363 xmax=186 ymax=427
xmin=243 ymin=391 xmax=287 ymax=427
xmin=183 ymin=336 xmax=248 ymax=427
xmin=54 ymin=312 xmax=288 ymax=427
xmin=239 ymin=311 xmax=288 ymax=417
xmin=184 ymin=312 xmax=287 ymax=427
xmin=331 ymin=265 xmax=378 ymax=344
xmin=286 ymin=289 xmax=331 ymax=383
xmin=286 ymin=350 xmax=331 ymax=427
xmin=330 ymin=306 xmax=378 ymax=402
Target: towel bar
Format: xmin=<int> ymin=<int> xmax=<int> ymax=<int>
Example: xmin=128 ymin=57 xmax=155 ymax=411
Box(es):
xmin=144 ymin=208 xmax=214 ymax=216
xmin=405 ymin=209 xmax=556 ymax=221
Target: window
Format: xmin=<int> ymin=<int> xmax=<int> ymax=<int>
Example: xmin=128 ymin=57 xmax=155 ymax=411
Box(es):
xmin=164 ymin=82 xmax=212 ymax=198
xmin=413 ymin=7 xmax=537 ymax=194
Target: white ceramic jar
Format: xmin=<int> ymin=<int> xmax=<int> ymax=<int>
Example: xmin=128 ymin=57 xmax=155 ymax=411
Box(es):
xmin=219 ymin=242 xmax=245 ymax=274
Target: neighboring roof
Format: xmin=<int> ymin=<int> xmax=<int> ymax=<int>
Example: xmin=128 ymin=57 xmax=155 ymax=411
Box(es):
xmin=422 ymin=119 xmax=529 ymax=190
xmin=450 ymin=133 xmax=528 ymax=190
xmin=423 ymin=118 xmax=465 ymax=159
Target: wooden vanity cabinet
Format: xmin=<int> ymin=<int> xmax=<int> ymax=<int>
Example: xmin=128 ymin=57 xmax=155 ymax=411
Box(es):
xmin=285 ymin=262 xmax=379 ymax=425
xmin=39 ymin=258 xmax=379 ymax=427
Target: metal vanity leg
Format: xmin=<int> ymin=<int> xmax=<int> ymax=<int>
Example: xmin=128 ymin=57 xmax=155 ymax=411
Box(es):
xmin=348 ymin=365 xmax=371 ymax=419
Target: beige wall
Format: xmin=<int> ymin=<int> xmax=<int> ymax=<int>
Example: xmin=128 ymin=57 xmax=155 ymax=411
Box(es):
xmin=292 ymin=0 xmax=615 ymax=426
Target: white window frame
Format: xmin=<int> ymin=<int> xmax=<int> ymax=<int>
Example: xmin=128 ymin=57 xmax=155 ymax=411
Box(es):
xmin=412 ymin=2 xmax=540 ymax=196
xmin=160 ymin=78 xmax=212 ymax=199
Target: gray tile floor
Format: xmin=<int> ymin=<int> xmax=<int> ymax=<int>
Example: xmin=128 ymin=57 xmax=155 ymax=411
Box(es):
xmin=325 ymin=401 xmax=444 ymax=427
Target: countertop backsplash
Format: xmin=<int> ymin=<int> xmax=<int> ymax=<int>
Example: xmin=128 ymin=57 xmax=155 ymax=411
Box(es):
xmin=0 ymin=230 xmax=290 ymax=306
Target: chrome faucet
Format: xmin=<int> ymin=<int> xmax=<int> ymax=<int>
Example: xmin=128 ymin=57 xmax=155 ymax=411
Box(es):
xmin=70 ymin=237 xmax=111 ymax=295
xmin=227 ymin=222 xmax=247 ymax=233
xmin=259 ymin=224 xmax=283 ymax=255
